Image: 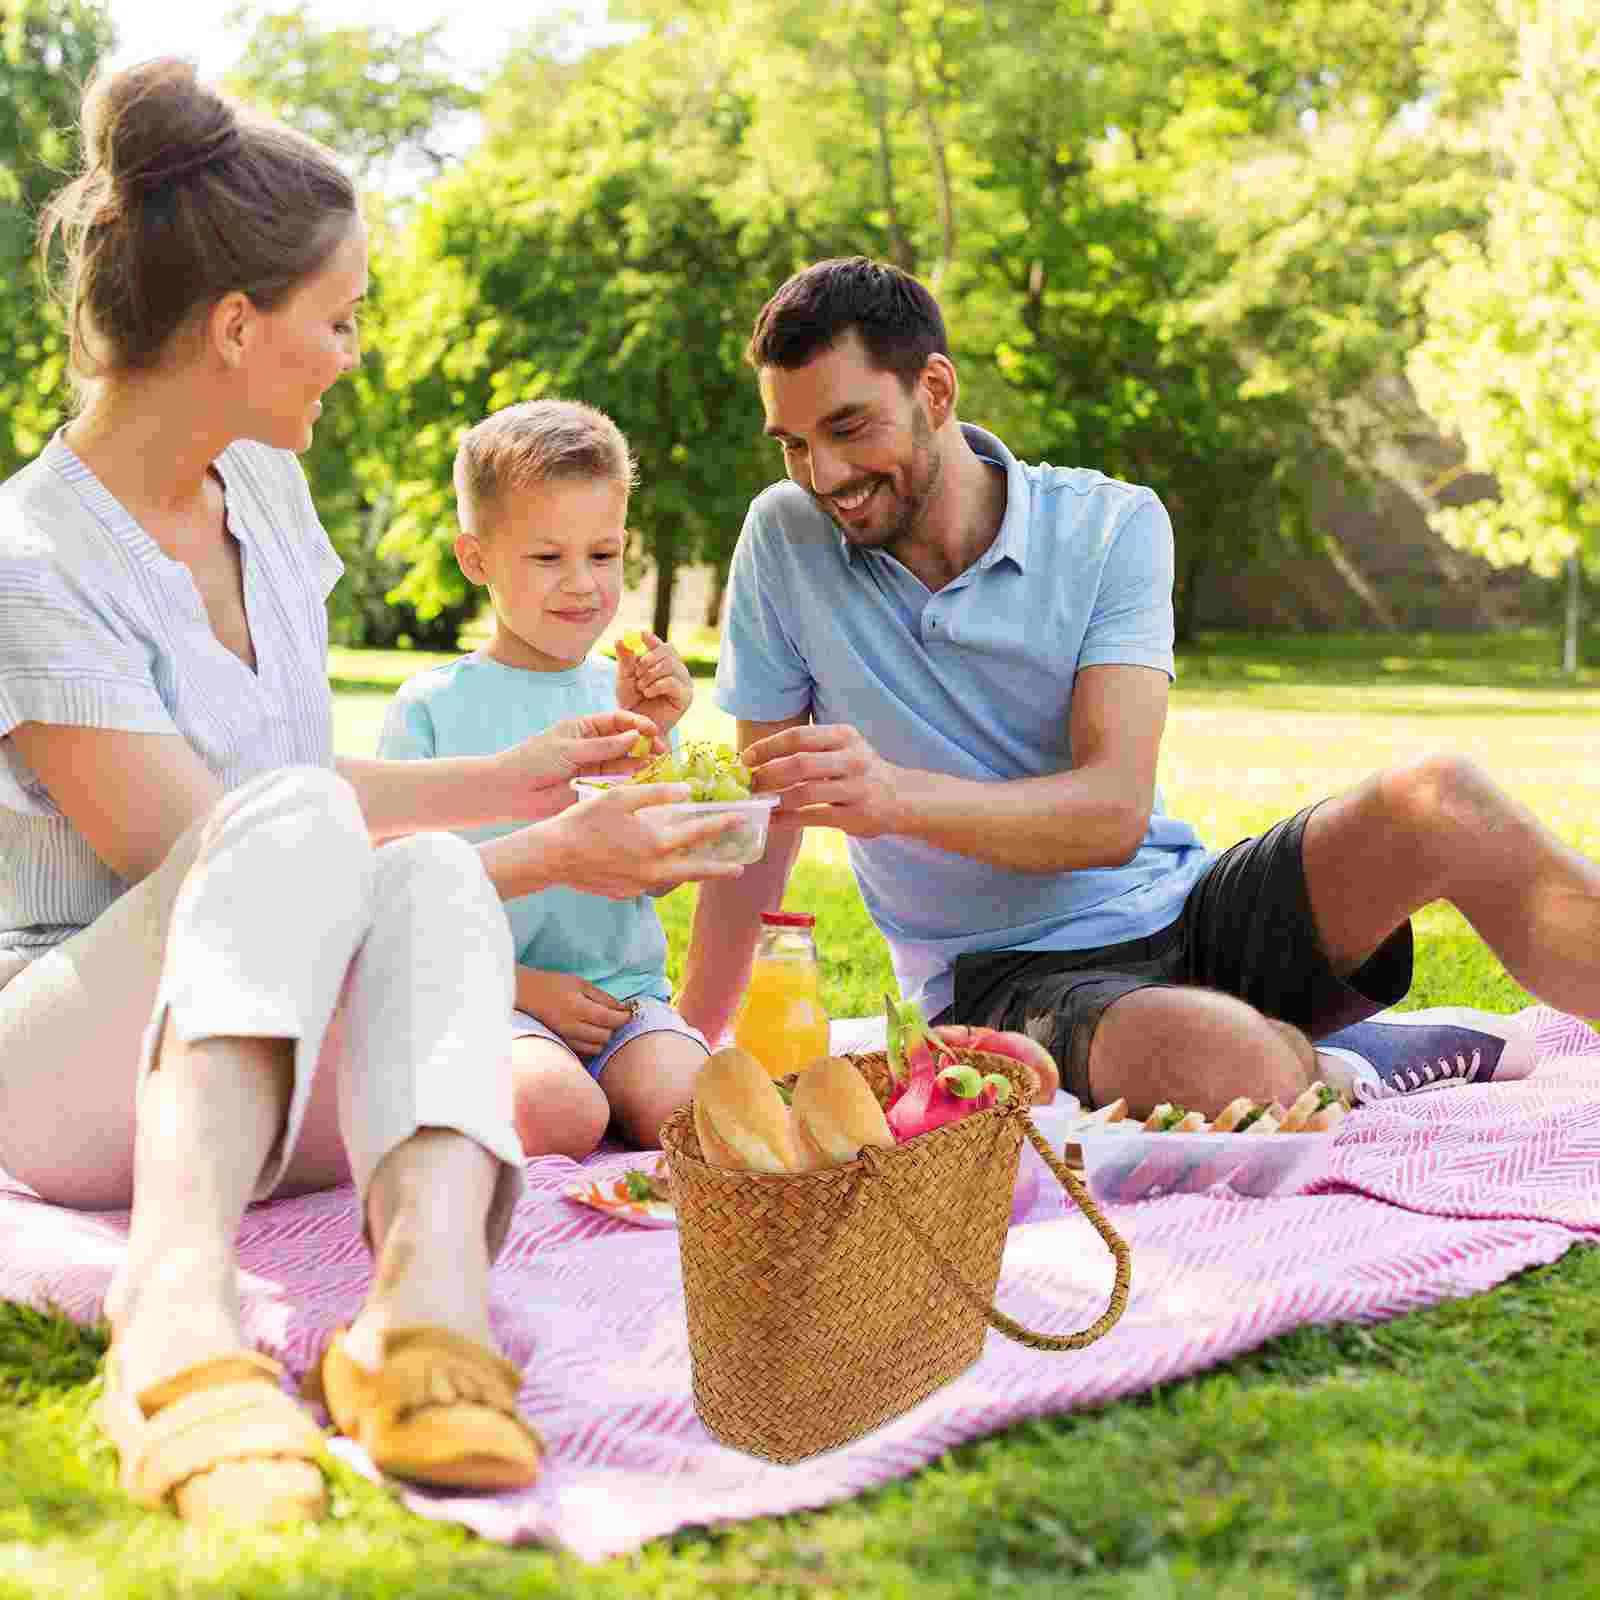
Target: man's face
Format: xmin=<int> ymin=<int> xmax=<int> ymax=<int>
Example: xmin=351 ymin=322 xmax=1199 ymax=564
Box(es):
xmin=759 ymin=330 xmax=943 ymax=552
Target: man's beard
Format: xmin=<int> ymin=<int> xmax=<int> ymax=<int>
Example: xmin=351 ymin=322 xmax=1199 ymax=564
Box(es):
xmin=820 ymin=406 xmax=942 ymax=551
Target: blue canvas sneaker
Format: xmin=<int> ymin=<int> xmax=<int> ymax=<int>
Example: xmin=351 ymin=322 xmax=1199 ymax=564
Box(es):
xmin=1313 ymin=1007 xmax=1536 ymax=1104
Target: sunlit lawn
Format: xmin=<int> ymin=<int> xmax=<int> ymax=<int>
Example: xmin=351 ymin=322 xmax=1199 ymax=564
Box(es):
xmin=2 ymin=631 xmax=1598 ymax=1597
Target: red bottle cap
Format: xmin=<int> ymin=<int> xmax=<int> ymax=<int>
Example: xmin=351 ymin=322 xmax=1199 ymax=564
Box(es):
xmin=759 ymin=912 xmax=816 ymax=928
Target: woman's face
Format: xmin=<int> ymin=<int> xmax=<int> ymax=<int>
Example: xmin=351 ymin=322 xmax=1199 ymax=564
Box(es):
xmin=238 ymin=216 xmax=368 ymax=453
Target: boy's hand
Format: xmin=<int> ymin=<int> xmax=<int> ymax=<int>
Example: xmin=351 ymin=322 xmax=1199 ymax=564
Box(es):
xmin=516 ymin=967 xmax=634 ymax=1059
xmin=616 ymin=631 xmax=693 ymax=736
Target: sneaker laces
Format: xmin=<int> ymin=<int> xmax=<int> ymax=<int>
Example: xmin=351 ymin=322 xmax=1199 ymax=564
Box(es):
xmin=1362 ymin=1048 xmax=1483 ymax=1102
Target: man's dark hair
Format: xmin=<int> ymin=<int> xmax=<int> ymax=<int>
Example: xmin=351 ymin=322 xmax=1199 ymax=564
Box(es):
xmin=745 ymin=256 xmax=948 ymax=388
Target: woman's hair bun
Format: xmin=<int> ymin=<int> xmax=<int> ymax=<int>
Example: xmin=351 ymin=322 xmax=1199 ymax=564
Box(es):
xmin=82 ymin=56 xmax=240 ymax=193
xmin=40 ymin=53 xmax=356 ymax=384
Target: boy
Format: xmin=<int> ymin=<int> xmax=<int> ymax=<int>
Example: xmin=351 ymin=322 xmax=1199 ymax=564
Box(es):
xmin=380 ymin=399 xmax=708 ymax=1158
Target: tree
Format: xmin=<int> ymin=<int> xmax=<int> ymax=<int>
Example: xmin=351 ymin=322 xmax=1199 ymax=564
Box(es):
xmin=224 ymin=4 xmax=487 ymax=647
xmin=223 ymin=3 xmax=480 ymax=190
xmin=373 ymin=29 xmax=796 ymax=635
xmin=0 ymin=0 xmax=112 ymax=479
xmin=1408 ymin=0 xmax=1600 ymax=670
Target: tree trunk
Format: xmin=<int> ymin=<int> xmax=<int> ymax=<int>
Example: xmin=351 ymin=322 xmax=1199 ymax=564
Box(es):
xmin=1175 ymin=546 xmax=1206 ymax=645
xmin=901 ymin=9 xmax=956 ymax=285
xmin=652 ymin=549 xmax=679 ymax=642
xmin=704 ymin=558 xmax=730 ymax=630
xmin=1564 ymin=551 xmax=1582 ymax=677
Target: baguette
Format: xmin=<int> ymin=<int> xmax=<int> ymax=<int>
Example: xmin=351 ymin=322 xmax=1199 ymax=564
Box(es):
xmin=692 ymin=1047 xmax=797 ymax=1172
xmin=790 ymin=1056 xmax=894 ymax=1169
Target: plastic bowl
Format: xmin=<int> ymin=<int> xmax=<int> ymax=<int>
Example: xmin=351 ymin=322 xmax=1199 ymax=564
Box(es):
xmin=570 ymin=778 xmax=780 ymax=866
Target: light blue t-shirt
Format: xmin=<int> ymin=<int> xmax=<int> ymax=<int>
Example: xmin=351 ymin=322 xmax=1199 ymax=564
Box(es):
xmin=716 ymin=422 xmax=1216 ymax=1018
xmin=377 ymin=652 xmax=671 ymax=1004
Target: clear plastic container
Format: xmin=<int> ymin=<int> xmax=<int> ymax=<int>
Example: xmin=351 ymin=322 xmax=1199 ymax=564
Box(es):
xmin=570 ymin=778 xmax=779 ymax=865
xmin=734 ymin=912 xmax=831 ymax=1079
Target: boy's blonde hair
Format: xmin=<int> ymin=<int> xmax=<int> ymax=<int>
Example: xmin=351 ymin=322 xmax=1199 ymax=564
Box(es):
xmin=454 ymin=399 xmax=638 ymax=534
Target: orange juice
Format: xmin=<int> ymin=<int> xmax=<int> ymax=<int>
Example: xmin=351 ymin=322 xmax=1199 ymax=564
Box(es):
xmin=733 ymin=913 xmax=830 ymax=1078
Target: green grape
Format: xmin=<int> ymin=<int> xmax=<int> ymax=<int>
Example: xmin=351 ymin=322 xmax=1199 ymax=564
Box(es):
xmin=627 ymin=740 xmax=754 ymax=801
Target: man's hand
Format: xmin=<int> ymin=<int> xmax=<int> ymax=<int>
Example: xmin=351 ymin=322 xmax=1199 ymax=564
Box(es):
xmin=516 ymin=967 xmax=633 ymax=1059
xmin=742 ymin=722 xmax=904 ymax=838
xmin=616 ymin=631 xmax=693 ymax=737
xmin=494 ymin=708 xmax=663 ymax=801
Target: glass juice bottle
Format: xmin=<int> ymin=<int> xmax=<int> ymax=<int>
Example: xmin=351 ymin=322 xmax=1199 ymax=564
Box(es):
xmin=733 ymin=912 xmax=830 ymax=1079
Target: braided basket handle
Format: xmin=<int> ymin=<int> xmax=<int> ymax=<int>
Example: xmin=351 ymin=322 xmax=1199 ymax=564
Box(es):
xmin=858 ymin=1113 xmax=1131 ymax=1351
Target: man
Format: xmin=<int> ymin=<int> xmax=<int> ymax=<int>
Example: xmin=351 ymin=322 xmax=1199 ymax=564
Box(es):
xmin=676 ymin=257 xmax=1583 ymax=1115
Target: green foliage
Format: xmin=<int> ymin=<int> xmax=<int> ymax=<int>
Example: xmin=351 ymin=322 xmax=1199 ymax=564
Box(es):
xmin=223 ymin=12 xmax=484 ymax=649
xmin=223 ymin=3 xmax=481 ymax=187
xmin=372 ymin=31 xmax=794 ymax=630
xmin=1409 ymin=0 xmax=1600 ymax=579
xmin=0 ymin=0 xmax=111 ymax=476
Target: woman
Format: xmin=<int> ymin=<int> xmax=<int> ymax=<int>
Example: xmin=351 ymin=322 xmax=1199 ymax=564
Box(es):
xmin=0 ymin=58 xmax=740 ymax=1526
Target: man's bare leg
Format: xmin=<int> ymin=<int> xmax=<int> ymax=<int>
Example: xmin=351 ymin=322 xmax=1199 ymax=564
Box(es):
xmin=1086 ymin=988 xmax=1316 ymax=1119
xmin=1303 ymin=753 xmax=1600 ymax=1012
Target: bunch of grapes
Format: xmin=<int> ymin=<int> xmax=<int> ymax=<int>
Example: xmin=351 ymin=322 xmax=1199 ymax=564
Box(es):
xmin=628 ymin=740 xmax=754 ymax=802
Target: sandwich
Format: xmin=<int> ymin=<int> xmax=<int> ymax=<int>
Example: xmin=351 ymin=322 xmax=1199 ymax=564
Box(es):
xmin=1142 ymin=1103 xmax=1209 ymax=1133
xmin=1281 ymin=1081 xmax=1349 ymax=1133
xmin=1212 ymin=1097 xmax=1283 ymax=1135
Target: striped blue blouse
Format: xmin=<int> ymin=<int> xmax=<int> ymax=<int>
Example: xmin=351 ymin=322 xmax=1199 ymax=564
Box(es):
xmin=0 ymin=433 xmax=344 ymax=958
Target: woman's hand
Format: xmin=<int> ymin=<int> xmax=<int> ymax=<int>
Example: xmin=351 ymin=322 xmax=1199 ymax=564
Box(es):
xmin=542 ymin=782 xmax=745 ymax=897
xmin=515 ymin=967 xmax=633 ymax=1059
xmin=494 ymin=708 xmax=663 ymax=800
xmin=616 ymin=631 xmax=693 ymax=737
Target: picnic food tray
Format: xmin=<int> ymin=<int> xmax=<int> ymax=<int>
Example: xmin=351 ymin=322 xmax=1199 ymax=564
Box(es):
xmin=1062 ymin=1127 xmax=1338 ymax=1203
xmin=570 ymin=778 xmax=779 ymax=865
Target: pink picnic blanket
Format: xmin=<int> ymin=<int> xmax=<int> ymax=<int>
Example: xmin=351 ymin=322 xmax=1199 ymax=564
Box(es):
xmin=2 ymin=1005 xmax=1598 ymax=1561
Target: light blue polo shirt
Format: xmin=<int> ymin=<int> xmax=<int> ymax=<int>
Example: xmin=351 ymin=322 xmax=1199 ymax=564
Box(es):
xmin=716 ymin=422 xmax=1216 ymax=1017
xmin=377 ymin=652 xmax=672 ymax=1005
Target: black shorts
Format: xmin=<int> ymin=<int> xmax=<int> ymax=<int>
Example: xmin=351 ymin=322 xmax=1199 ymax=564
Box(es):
xmin=941 ymin=803 xmax=1412 ymax=1109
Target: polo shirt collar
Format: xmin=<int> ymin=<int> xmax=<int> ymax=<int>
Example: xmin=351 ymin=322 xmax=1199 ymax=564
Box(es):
xmin=836 ymin=420 xmax=1030 ymax=576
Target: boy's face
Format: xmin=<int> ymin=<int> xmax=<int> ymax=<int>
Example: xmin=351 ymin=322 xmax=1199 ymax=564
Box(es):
xmin=456 ymin=476 xmax=628 ymax=670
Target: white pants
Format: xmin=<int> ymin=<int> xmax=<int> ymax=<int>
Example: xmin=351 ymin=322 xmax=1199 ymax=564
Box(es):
xmin=0 ymin=766 xmax=525 ymax=1252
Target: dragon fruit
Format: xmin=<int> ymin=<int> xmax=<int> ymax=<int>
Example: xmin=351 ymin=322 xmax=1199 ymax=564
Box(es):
xmin=881 ymin=993 xmax=1013 ymax=1142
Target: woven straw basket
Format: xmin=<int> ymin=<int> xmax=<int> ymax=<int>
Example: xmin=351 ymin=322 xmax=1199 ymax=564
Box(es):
xmin=659 ymin=1050 xmax=1132 ymax=1463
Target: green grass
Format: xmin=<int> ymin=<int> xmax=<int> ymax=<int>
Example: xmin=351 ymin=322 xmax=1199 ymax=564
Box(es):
xmin=6 ymin=629 xmax=1599 ymax=1597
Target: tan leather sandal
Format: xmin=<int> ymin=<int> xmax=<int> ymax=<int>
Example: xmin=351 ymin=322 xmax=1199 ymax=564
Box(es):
xmin=98 ymin=1349 xmax=328 ymax=1524
xmin=307 ymin=1325 xmax=543 ymax=1492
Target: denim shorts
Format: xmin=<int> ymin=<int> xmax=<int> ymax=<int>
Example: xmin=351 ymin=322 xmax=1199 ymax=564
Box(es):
xmin=942 ymin=803 xmax=1413 ymax=1109
xmin=509 ymin=993 xmax=710 ymax=1082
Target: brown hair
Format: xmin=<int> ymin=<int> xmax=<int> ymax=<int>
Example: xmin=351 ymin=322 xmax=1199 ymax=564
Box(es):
xmin=746 ymin=256 xmax=948 ymax=389
xmin=38 ymin=56 xmax=358 ymax=385
xmin=454 ymin=399 xmax=638 ymax=534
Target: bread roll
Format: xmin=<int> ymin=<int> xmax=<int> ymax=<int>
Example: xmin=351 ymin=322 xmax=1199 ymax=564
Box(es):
xmin=790 ymin=1056 xmax=894 ymax=1169
xmin=692 ymin=1047 xmax=796 ymax=1172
